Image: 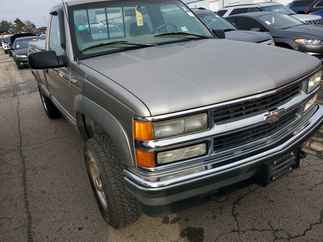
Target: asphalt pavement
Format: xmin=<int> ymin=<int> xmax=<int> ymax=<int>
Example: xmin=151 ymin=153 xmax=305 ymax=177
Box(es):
xmin=1 ymin=50 xmax=323 ymax=242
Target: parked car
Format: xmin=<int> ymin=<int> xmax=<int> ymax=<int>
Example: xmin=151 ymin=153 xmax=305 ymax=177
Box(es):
xmin=182 ymin=0 xmax=219 ymax=12
xmin=7 ymin=33 xmax=36 ymax=56
xmin=193 ymin=8 xmax=274 ymax=45
xmin=218 ymin=2 xmax=322 ymax=24
xmin=288 ymin=0 xmax=323 ymax=14
xmin=12 ymin=36 xmax=43 ymax=69
xmin=310 ymin=8 xmax=323 ymax=17
xmin=2 ymin=36 xmax=12 ymax=54
xmin=28 ymin=0 xmax=323 ymax=229
xmin=227 ymin=12 xmax=323 ymax=59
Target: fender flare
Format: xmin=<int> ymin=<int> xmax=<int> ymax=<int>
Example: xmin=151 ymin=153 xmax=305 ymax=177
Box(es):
xmin=75 ymin=95 xmax=135 ymax=166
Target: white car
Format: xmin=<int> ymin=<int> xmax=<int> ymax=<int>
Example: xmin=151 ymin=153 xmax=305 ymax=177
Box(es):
xmin=182 ymin=0 xmax=220 ymax=12
xmin=218 ymin=2 xmax=322 ymax=24
xmin=1 ymin=36 xmax=11 ymax=54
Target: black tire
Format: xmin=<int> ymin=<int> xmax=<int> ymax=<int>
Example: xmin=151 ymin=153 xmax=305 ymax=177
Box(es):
xmin=16 ymin=62 xmax=22 ymax=69
xmin=38 ymin=87 xmax=62 ymax=119
xmin=84 ymin=135 xmax=141 ymax=229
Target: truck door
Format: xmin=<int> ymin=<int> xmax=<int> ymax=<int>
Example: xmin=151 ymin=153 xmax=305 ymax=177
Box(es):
xmin=46 ymin=11 xmax=79 ymax=124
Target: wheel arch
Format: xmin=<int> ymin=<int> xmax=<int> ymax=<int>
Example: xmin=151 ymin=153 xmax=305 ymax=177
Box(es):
xmin=75 ymin=95 xmax=135 ymax=167
xmin=275 ymin=42 xmax=294 ymax=49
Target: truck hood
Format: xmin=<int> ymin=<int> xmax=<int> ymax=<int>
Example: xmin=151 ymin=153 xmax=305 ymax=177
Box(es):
xmin=81 ymin=39 xmax=320 ymax=116
xmin=225 ymin=30 xmax=271 ymax=43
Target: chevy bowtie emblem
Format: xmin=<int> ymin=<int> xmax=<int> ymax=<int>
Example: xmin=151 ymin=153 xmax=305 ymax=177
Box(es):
xmin=265 ymin=109 xmax=284 ymax=124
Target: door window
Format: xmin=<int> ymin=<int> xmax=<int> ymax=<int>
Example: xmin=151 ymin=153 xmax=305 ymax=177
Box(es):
xmin=49 ymin=15 xmax=65 ymax=56
xmin=217 ymin=10 xmax=227 ymax=16
xmin=230 ymin=7 xmax=261 ymax=15
xmin=235 ymin=17 xmax=266 ymax=31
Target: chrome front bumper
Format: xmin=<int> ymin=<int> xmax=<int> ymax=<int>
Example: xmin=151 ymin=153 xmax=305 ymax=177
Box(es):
xmin=125 ymin=105 xmax=323 ymax=206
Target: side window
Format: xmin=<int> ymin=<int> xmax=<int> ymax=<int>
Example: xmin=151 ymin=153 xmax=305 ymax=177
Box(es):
xmin=230 ymin=7 xmax=261 ymax=15
xmin=49 ymin=15 xmax=64 ymax=56
xmin=217 ymin=10 xmax=227 ymax=16
xmin=231 ymin=8 xmax=248 ymax=15
xmin=227 ymin=17 xmax=237 ymax=27
xmin=234 ymin=17 xmax=265 ymax=31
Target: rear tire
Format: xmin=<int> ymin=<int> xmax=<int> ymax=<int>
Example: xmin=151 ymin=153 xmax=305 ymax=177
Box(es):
xmin=84 ymin=135 xmax=141 ymax=229
xmin=38 ymin=87 xmax=61 ymax=119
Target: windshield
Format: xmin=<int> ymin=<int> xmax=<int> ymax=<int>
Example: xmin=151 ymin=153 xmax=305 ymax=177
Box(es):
xmin=261 ymin=5 xmax=296 ymax=15
xmin=196 ymin=12 xmax=236 ymax=31
xmin=71 ymin=0 xmax=212 ymax=57
xmin=14 ymin=38 xmax=35 ymax=49
xmin=258 ymin=13 xmax=303 ymax=29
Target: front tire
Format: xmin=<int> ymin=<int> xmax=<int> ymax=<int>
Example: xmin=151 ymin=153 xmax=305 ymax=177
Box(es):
xmin=84 ymin=135 xmax=141 ymax=229
xmin=16 ymin=62 xmax=22 ymax=69
xmin=38 ymin=87 xmax=61 ymax=119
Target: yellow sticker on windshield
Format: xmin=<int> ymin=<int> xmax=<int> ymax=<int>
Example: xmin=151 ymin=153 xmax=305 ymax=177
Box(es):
xmin=135 ymin=9 xmax=144 ymax=27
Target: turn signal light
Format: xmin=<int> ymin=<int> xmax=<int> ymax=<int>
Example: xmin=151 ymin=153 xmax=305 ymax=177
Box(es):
xmin=136 ymin=148 xmax=156 ymax=168
xmin=134 ymin=120 xmax=153 ymax=141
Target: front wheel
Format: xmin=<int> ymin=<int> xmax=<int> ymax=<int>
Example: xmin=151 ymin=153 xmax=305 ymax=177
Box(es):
xmin=84 ymin=135 xmax=141 ymax=229
xmin=38 ymin=87 xmax=61 ymax=119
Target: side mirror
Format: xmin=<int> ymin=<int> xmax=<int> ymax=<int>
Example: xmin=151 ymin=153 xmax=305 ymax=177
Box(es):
xmin=29 ymin=51 xmax=66 ymax=69
xmin=212 ymin=29 xmax=226 ymax=39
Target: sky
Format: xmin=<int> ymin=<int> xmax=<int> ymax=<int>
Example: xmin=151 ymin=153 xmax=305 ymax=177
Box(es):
xmin=0 ymin=0 xmax=61 ymax=26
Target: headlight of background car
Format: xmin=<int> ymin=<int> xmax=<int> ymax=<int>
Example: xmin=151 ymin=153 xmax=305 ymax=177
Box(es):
xmin=295 ymin=38 xmax=323 ymax=46
xmin=16 ymin=54 xmax=27 ymax=58
xmin=306 ymin=71 xmax=322 ymax=93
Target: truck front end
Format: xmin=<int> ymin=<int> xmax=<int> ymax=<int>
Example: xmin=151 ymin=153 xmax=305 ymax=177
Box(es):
xmin=126 ymin=71 xmax=323 ymax=208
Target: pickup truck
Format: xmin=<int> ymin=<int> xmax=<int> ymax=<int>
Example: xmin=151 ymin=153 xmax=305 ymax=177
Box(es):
xmin=28 ymin=0 xmax=323 ymax=229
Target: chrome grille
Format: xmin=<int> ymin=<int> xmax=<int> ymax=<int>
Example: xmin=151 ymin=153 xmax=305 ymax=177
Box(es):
xmin=212 ymin=82 xmax=302 ymax=124
xmin=213 ymin=109 xmax=299 ymax=154
xmin=304 ymin=19 xmax=322 ymax=25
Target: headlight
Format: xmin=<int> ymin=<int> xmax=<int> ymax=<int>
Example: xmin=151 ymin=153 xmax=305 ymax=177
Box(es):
xmin=134 ymin=113 xmax=208 ymax=141
xmin=295 ymin=38 xmax=322 ymax=46
xmin=157 ymin=143 xmax=207 ymax=165
xmin=304 ymin=94 xmax=318 ymax=112
xmin=134 ymin=113 xmax=208 ymax=168
xmin=306 ymin=71 xmax=321 ymax=93
xmin=154 ymin=113 xmax=208 ymax=139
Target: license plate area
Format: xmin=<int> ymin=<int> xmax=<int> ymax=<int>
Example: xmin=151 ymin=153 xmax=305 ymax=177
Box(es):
xmin=256 ymin=152 xmax=297 ymax=186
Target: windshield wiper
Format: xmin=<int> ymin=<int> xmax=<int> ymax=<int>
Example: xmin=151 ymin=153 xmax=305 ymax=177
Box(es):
xmin=154 ymin=32 xmax=211 ymax=39
xmin=81 ymin=41 xmax=153 ymax=53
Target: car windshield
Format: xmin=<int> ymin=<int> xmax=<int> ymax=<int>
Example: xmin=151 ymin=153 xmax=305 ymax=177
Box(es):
xmin=71 ymin=0 xmax=212 ymax=57
xmin=258 ymin=13 xmax=303 ymax=29
xmin=196 ymin=12 xmax=236 ymax=31
xmin=261 ymin=5 xmax=296 ymax=15
xmin=14 ymin=38 xmax=35 ymax=49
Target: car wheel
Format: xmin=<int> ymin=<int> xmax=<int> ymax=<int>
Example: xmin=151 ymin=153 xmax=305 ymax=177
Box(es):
xmin=38 ymin=87 xmax=62 ymax=119
xmin=84 ymin=136 xmax=141 ymax=229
